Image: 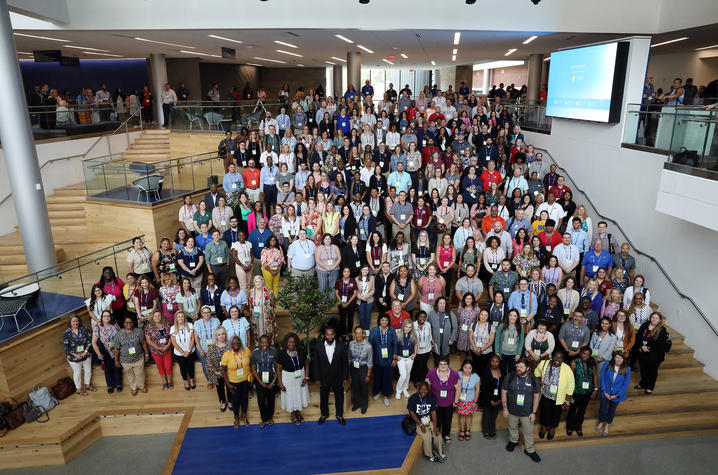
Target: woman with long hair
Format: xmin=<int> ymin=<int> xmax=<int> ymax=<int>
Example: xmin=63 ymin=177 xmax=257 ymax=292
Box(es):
xmin=597 ymin=351 xmax=630 ymax=436
xmin=494 ymin=309 xmax=524 ymax=375
xmin=636 ymin=312 xmax=669 ymax=394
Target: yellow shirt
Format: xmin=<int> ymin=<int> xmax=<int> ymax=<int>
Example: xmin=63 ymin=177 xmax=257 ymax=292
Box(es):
xmin=532 ymin=220 xmax=546 ymax=236
xmin=221 ymin=347 xmax=252 ymax=383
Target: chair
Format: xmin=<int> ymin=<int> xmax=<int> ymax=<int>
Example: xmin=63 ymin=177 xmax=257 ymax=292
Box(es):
xmin=183 ymin=111 xmax=205 ymax=131
xmin=0 ymin=295 xmax=34 ymax=333
xmin=128 ymin=162 xmax=156 ymax=178
xmin=133 ymin=174 xmax=162 ymax=202
xmin=204 ymin=111 xmax=223 ymax=130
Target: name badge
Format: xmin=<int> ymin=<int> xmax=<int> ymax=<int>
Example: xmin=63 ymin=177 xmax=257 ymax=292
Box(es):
xmin=206 ymin=339 xmax=214 ymax=346
xmin=327 ymin=259 xmax=333 ymax=266
xmin=220 ymin=220 xmax=227 ymax=227
xmin=520 ymin=309 xmax=527 ymax=318
xmin=128 ymin=300 xmax=135 ymax=309
xmin=564 ymin=307 xmax=570 ymax=315
xmin=503 ymin=287 xmax=510 ymax=294
xmin=141 ymin=306 xmax=148 ymax=312
xmin=167 ymin=303 xmax=174 ymax=311
xmin=294 ymin=370 xmax=303 ymax=379
xmin=236 ymin=368 xmax=244 ymax=379
xmin=169 ymin=263 xmax=176 ymax=271
xmin=128 ymin=346 xmax=136 ymax=355
xmin=189 ymin=261 xmax=196 ymax=268
xmin=76 ymin=345 xmax=85 ymax=353
xmin=571 ymin=340 xmax=579 ymax=349
xmin=439 ymin=328 xmax=444 ymax=334
xmin=402 ymin=349 xmax=409 ymax=358
xmin=422 ymin=139 xmax=427 ymax=147
xmin=258 ymin=243 xmax=264 ymax=248
xmin=140 ymin=264 xmax=150 ymax=273
xmin=232 ymin=183 xmax=238 ymax=190
xmin=159 ymin=338 xmax=166 ymax=344
xmin=397 ymin=293 xmax=405 ymax=300
xmin=374 ymin=259 xmax=380 ymax=266
xmin=516 ymin=394 xmax=525 ymax=406
xmin=440 ymin=390 xmax=448 ymax=398
xmin=427 ymin=292 xmax=434 ymax=301
xmin=251 ymin=179 xmax=257 ymax=186
xmin=398 ymin=258 xmax=404 ymax=266
xmin=216 ymin=257 xmax=223 ymax=264
xmin=262 ymin=371 xmax=270 ymax=384
xmin=254 ymin=306 xmax=261 ymax=316
xmin=304 ymin=253 xmax=312 ymax=259
xmin=400 ymin=214 xmax=406 ymax=221
xmin=421 ymin=415 xmax=430 ymax=426
xmin=209 ymin=305 xmax=216 ymax=314
xmin=592 ymin=265 xmax=598 ymax=272
xmin=493 ymin=388 xmax=499 ymax=396
xmin=379 ymin=161 xmax=385 ymax=167
xmin=549 ymin=384 xmax=558 ymax=395
xmin=461 ymin=324 xmax=468 ymax=331
xmin=341 ymin=296 xmax=348 ymax=303
xmin=416 ymin=219 xmax=423 ymax=226
xmin=459 ymin=392 xmax=467 ymax=401
xmin=355 ymin=261 xmax=361 ymax=268
xmin=546 ymin=245 xmax=552 ymax=252
xmin=353 ymin=361 xmax=360 ymax=369
xmin=360 ymin=228 xmax=366 ymax=236
xmin=381 ymin=347 xmax=389 ymax=358
xmin=252 ymin=149 xmax=257 ymax=155
xmin=507 ymin=338 xmax=516 ymax=345
xmin=582 ymin=381 xmax=590 ymax=390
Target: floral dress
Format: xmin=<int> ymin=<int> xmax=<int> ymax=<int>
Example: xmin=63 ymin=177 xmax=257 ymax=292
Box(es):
xmin=260 ymin=248 xmax=284 ymax=274
xmin=268 ymin=214 xmax=284 ymax=246
xmin=159 ymin=284 xmax=181 ymax=324
xmin=304 ymin=210 xmax=322 ymax=243
xmin=249 ymin=287 xmax=277 ymax=345
xmin=457 ymin=306 xmax=479 ymax=352
xmin=512 ymin=255 xmax=540 ymax=278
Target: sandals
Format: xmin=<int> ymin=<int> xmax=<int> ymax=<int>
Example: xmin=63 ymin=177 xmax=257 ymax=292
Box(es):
xmin=77 ymin=390 xmax=87 ymax=397
xmin=465 ymin=430 xmax=471 ymax=441
xmin=458 ymin=431 xmax=465 ymax=441
xmin=86 ymin=385 xmax=97 ymax=392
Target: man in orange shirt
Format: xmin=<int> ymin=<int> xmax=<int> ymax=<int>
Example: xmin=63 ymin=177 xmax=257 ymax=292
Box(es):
xmin=386 ymin=299 xmax=411 ymax=330
xmin=481 ymin=205 xmax=506 ymax=236
xmin=243 ymin=158 xmax=261 ymax=203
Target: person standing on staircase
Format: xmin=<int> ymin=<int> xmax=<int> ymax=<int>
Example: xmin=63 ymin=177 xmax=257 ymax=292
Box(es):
xmin=260 ymin=155 xmax=280 ymax=213
xmin=502 ymin=358 xmax=541 ymax=463
xmin=161 ymin=83 xmax=177 ymax=128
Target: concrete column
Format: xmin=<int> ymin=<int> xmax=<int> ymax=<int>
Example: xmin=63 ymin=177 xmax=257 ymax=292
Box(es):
xmin=482 ymin=68 xmax=489 ymax=95
xmin=0 ymin=0 xmax=56 ymax=273
xmin=149 ymin=53 xmax=167 ymax=126
xmin=540 ymin=59 xmax=549 ymax=93
xmin=527 ymin=53 xmax=544 ymax=104
xmin=332 ymin=65 xmax=342 ymax=99
xmin=347 ymin=51 xmax=361 ymax=95
xmin=438 ymin=66 xmax=456 ymax=92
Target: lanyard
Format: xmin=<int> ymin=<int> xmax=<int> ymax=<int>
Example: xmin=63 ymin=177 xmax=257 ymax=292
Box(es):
xmin=380 ymin=328 xmax=388 ymax=346
xmin=136 ymin=248 xmax=149 ymax=267
xmin=438 ymin=369 xmax=449 ymax=391
xmin=289 ymin=351 xmax=300 ymax=371
xmin=260 ymin=351 xmax=272 ymax=372
xmin=232 ymin=350 xmax=244 ymax=373
xmin=372 ymin=246 xmax=382 ymax=261
xmin=342 ymin=280 xmax=351 ymax=296
xmin=123 ymin=329 xmax=134 ymax=348
xmin=206 ymin=287 xmax=215 ymax=304
xmin=140 ymin=291 xmax=149 ymax=308
xmin=201 ymin=320 xmax=213 ymax=342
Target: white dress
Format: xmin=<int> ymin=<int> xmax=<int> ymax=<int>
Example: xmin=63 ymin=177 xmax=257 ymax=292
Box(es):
xmin=280 ymin=351 xmax=310 ymax=412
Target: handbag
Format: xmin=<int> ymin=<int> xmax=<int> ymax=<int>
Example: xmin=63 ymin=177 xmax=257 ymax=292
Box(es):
xmin=25 ymin=400 xmax=50 ymax=423
xmin=5 ymin=402 xmax=27 ymax=430
xmin=52 ymin=377 xmax=76 ymax=400
xmin=672 ymin=147 xmax=699 ymax=168
xmin=29 ymin=385 xmax=58 ymax=413
xmin=401 ymin=415 xmax=417 ymax=435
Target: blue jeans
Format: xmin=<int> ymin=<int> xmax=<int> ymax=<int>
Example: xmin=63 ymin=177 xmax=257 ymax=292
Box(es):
xmin=196 ymin=347 xmax=208 ymax=378
xmin=358 ymin=301 xmax=374 ymax=330
xmin=599 ymin=397 xmax=620 ymax=424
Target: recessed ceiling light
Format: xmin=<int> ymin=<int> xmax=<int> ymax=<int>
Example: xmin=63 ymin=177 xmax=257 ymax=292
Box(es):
xmin=13 ymin=32 xmax=69 ymax=42
xmin=254 ymin=56 xmax=286 ymax=64
xmin=473 ymin=60 xmax=525 ymax=70
xmin=523 ymin=35 xmax=538 ymax=44
xmin=180 ymin=50 xmax=221 ymax=58
xmin=504 ymin=48 xmax=517 ymax=56
xmin=454 ymin=32 xmax=461 ymax=45
xmin=452 ymin=48 xmax=458 ymax=55
xmin=246 ymin=63 xmax=262 ymax=67
xmin=695 ymin=43 xmax=718 ymax=50
xmin=274 ymin=40 xmax=298 ymax=48
xmin=82 ymin=51 xmax=123 ymax=57
xmin=382 ymin=58 xmax=394 ymax=65
xmin=544 ymin=56 xmax=551 ymax=61
xmin=325 ymin=61 xmax=336 ymax=65
xmin=135 ymin=37 xmax=195 ymax=49
xmin=335 ymin=34 xmax=354 ymax=44
xmin=208 ymin=34 xmax=243 ymax=44
xmin=330 ymin=56 xmax=346 ymax=62
xmin=452 ymin=55 xmax=456 ymax=61
xmin=64 ymin=45 xmax=110 ymax=52
xmin=651 ymin=37 xmax=689 ymax=48
xmin=297 ymin=64 xmax=304 ymax=67
xmin=357 ymin=45 xmax=374 ymax=54
xmin=17 ymin=51 xmax=33 ymax=55
xmin=276 ymin=49 xmax=302 ymax=57
xmin=430 ymin=60 xmax=436 ymax=66
xmin=400 ymin=53 xmax=408 ymax=59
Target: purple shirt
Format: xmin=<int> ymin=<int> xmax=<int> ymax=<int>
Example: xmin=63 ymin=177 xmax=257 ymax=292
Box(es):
xmin=426 ymin=368 xmax=460 ymax=407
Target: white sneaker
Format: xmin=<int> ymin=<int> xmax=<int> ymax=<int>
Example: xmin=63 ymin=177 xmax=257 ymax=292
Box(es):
xmin=403 ymin=390 xmax=411 ymax=398
xmin=384 ymin=398 xmax=391 ymax=407
xmin=374 ymin=393 xmax=381 ymax=401
xmin=395 ymin=392 xmax=401 ymax=400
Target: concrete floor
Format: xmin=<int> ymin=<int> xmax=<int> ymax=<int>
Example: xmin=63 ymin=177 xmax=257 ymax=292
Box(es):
xmin=416 ymin=433 xmax=718 ymax=475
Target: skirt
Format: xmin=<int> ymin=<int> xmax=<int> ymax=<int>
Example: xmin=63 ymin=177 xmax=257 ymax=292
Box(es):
xmin=538 ymin=394 xmax=563 ymax=427
xmin=280 ymin=368 xmax=310 ymax=412
xmin=456 ymin=400 xmax=477 ymax=415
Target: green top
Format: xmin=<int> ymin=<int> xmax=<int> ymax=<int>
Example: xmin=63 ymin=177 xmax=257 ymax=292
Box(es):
xmin=461 ymin=250 xmax=477 ymax=273
xmin=240 ymin=205 xmax=252 ymax=220
xmin=204 ymin=240 xmax=230 ymax=265
xmin=573 ymin=359 xmax=595 ymax=394
xmin=193 ymin=210 xmax=212 ymax=227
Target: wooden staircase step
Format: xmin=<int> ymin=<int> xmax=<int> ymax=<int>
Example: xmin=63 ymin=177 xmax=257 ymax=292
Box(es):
xmin=46 ymin=195 xmax=87 ymax=204
xmin=50 ymin=224 xmax=88 ymax=233
xmin=48 ymin=210 xmax=86 ymax=219
xmin=49 ymin=218 xmax=86 ymax=226
xmin=45 ymin=202 xmax=87 ymax=211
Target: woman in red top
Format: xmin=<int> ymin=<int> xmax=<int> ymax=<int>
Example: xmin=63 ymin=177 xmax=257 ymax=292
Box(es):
xmin=334 ymin=267 xmax=358 ymax=338
xmin=97 ymin=266 xmax=125 ymax=314
xmin=412 ymin=196 xmax=433 ymax=242
xmin=141 ymin=85 xmax=153 ymax=124
xmin=366 ymin=232 xmax=385 ymax=275
xmin=436 ymin=233 xmax=457 ymax=298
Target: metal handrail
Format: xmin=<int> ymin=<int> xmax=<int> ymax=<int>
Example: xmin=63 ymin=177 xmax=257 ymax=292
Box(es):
xmin=536 ymin=147 xmax=718 ymax=337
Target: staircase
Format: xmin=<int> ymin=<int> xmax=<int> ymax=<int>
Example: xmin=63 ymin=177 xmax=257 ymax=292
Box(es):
xmin=124 ymin=129 xmax=171 ymax=163
xmin=169 ymin=131 xmax=224 ymax=158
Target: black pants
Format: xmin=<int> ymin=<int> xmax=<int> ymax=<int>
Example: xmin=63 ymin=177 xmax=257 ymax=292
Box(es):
xmin=481 ymin=403 xmax=500 ymax=435
xmin=638 ymin=354 xmax=663 ymax=390
xmin=229 ymin=380 xmax=250 ymax=416
xmin=211 ymin=264 xmax=229 ymax=288
xmin=255 ymin=383 xmax=276 ymax=422
xmin=338 ymin=305 xmax=355 ymax=338
xmin=411 ymin=352 xmax=431 ymax=383
xmin=538 ymin=395 xmax=563 ymax=428
xmin=175 ymin=353 xmax=195 ymax=381
xmin=350 ymin=365 xmax=369 ymax=410
xmin=472 ymin=352 xmax=492 ymax=377
xmin=263 ymin=185 xmax=277 ymax=213
xmin=566 ymin=392 xmax=591 ymax=431
xmin=162 ymin=103 xmax=172 ymax=127
xmin=216 ymin=377 xmax=231 ymax=404
xmin=436 ymin=405 xmax=454 ymax=438
xmin=440 ymin=269 xmax=454 ymax=297
xmin=500 ymin=354 xmax=517 ymax=376
xmin=100 ymin=345 xmax=122 ymax=389
xmin=320 ymin=380 xmax=345 ymax=418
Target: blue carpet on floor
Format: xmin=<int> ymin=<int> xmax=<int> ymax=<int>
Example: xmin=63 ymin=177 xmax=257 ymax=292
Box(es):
xmin=0 ymin=291 xmax=85 ymax=343
xmin=89 ymin=186 xmax=194 ymax=203
xmin=174 ymin=415 xmax=414 ymax=474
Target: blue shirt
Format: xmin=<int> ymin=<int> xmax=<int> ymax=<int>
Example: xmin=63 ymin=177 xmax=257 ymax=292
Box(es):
xmin=223 ymin=172 xmax=244 ymax=194
xmin=195 ymin=233 xmax=212 ymax=251
xmin=387 ymin=171 xmax=412 ymax=194
xmin=259 ymin=165 xmax=279 ymax=188
xmin=276 ymin=114 xmax=291 ymax=130
xmin=506 ymin=217 xmax=531 ymax=239
xmin=568 ymin=228 xmax=589 ymax=253
xmin=287 ymin=239 xmax=317 ymax=270
xmin=247 ymin=228 xmax=274 ymax=258
xmin=361 ymin=85 xmax=374 ymax=97
xmin=194 ymin=317 xmax=221 ymax=353
xmin=368 ymin=326 xmax=398 ymax=367
xmin=335 ymin=114 xmax=351 ymax=133
xmin=222 ymin=317 xmax=250 ymax=347
xmin=220 ymin=289 xmax=248 ymax=312
xmin=390 ymin=154 xmax=406 ymax=172
xmin=581 ymin=250 xmax=612 ymax=277
xmin=507 ymin=290 xmax=538 ymax=317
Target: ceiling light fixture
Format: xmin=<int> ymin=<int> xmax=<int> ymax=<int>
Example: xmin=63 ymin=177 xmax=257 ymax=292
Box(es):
xmin=254 ymin=56 xmax=286 ymax=63
xmin=335 ymin=34 xmax=354 ymax=43
xmin=276 ymin=49 xmax=302 ymax=57
xmin=504 ymin=48 xmax=517 ymax=56
xmin=208 ymin=34 xmax=243 ymax=44
xmin=695 ymin=43 xmax=718 ymax=51
xmin=135 ymin=37 xmax=195 ymax=49
xmin=13 ymin=32 xmax=69 ymax=42
xmin=651 ymin=37 xmax=689 ymax=48
xmin=82 ymin=51 xmax=123 ymax=57
xmin=466 ymin=0 xmax=476 ymax=3
xmin=297 ymin=64 xmax=304 ymax=67
xmin=359 ymin=0 xmax=370 ymax=4
xmin=382 ymin=58 xmax=394 ymax=65
xmin=452 ymin=48 xmax=458 ymax=55
xmin=430 ymin=60 xmax=436 ymax=66
xmin=274 ymin=40 xmax=298 ymax=48
xmin=452 ymin=55 xmax=456 ymax=61
xmin=544 ymin=56 xmax=551 ymax=61
xmin=523 ymin=35 xmax=538 ymax=44
xmin=246 ymin=63 xmax=262 ymax=67
xmin=400 ymin=53 xmax=408 ymax=59
xmin=454 ymin=32 xmax=461 ymax=45
xmin=330 ymin=56 xmax=346 ymax=62
xmin=357 ymin=45 xmax=374 ymax=54
xmin=180 ymin=50 xmax=221 ymax=58
xmin=64 ymin=45 xmax=110 ymax=52
xmin=473 ymin=60 xmax=524 ymax=70
xmin=325 ymin=61 xmax=336 ymax=65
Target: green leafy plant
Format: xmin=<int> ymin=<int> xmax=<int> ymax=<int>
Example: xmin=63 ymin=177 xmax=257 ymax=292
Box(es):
xmin=276 ymin=275 xmax=335 ymax=357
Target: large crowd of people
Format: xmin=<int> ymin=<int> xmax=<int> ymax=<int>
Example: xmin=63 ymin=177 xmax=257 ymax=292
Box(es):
xmin=61 ymin=79 xmax=673 ymax=465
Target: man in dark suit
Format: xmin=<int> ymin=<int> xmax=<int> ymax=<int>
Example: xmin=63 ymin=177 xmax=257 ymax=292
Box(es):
xmin=204 ymin=182 xmax=225 ymax=212
xmin=313 ymin=325 xmax=350 ymax=425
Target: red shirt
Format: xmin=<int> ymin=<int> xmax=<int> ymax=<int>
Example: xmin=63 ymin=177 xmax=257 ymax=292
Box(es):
xmin=428 ymin=112 xmax=445 ymax=123
xmin=549 ymin=185 xmax=571 ymax=200
xmin=481 ymin=215 xmax=506 ymax=235
xmin=413 ymin=205 xmax=432 ymax=230
xmin=386 ymin=309 xmax=411 ymax=330
xmin=421 ymin=145 xmax=439 ymax=166
xmin=334 ymin=278 xmax=358 ymax=307
xmin=243 ymin=168 xmax=261 ymax=189
xmin=480 ymin=170 xmax=503 ymax=191
xmin=538 ymin=231 xmax=562 ymax=252
xmin=99 ymin=278 xmax=125 ymax=311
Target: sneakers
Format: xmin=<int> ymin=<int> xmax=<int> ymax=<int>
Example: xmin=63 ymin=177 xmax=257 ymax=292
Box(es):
xmin=402 ymin=389 xmax=411 ymax=398
xmin=395 ymin=392 xmax=401 ymax=400
xmin=505 ymin=441 xmax=518 ymax=452
xmin=525 ymin=450 xmax=541 ymax=463
xmin=384 ymin=398 xmax=390 ymax=407
xmin=374 ymin=394 xmax=381 ymax=401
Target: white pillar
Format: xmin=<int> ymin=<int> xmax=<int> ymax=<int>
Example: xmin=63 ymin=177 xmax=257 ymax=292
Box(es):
xmin=333 ymin=65 xmax=342 ymax=99
xmin=150 ymin=53 xmax=167 ymax=126
xmin=527 ymin=53 xmax=544 ymax=104
xmin=482 ymin=68 xmax=489 ymax=95
xmin=347 ymin=52 xmax=361 ymax=95
xmin=0 ymin=0 xmax=56 ymax=273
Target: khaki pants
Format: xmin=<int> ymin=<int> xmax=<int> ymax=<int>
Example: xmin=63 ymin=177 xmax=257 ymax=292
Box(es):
xmin=121 ymin=358 xmax=146 ymax=390
xmin=392 ymin=223 xmax=409 ymax=242
xmin=417 ymin=426 xmax=443 ymax=457
xmin=561 ymin=268 xmax=576 ymax=287
xmin=508 ymin=414 xmax=535 ymax=453
xmin=236 ymin=263 xmax=252 ymax=292
xmin=290 ymin=268 xmax=316 ymax=279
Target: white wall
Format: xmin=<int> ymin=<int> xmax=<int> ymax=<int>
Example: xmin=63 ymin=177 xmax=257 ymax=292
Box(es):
xmin=524 ymin=37 xmax=718 ymax=378
xmin=0 ymin=131 xmax=141 ymax=234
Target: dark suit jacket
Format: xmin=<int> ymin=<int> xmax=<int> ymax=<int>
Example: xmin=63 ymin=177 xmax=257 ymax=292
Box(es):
xmin=312 ymin=339 xmax=349 ymax=385
xmin=204 ymin=192 xmax=225 ymax=212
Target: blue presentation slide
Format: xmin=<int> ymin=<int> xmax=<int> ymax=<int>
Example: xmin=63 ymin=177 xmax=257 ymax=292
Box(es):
xmin=546 ymin=43 xmax=618 ymax=122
